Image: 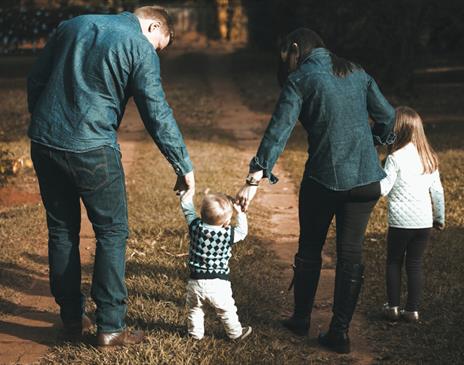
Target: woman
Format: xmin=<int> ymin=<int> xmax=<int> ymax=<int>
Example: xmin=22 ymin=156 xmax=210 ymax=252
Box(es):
xmin=236 ymin=28 xmax=396 ymax=354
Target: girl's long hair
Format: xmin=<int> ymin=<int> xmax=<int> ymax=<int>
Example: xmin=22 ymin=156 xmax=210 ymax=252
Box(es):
xmin=390 ymin=106 xmax=439 ymax=173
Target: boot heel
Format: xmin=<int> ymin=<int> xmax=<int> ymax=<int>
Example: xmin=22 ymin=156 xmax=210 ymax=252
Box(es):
xmin=318 ymin=330 xmax=350 ymax=354
xmin=282 ymin=316 xmax=309 ymax=336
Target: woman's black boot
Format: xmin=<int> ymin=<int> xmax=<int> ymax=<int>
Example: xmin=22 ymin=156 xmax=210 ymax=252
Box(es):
xmin=282 ymin=255 xmax=321 ymax=336
xmin=318 ymin=262 xmax=364 ymax=353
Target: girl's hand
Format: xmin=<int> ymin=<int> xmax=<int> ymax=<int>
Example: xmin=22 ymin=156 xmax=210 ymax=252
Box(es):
xmin=433 ymin=221 xmax=445 ymax=231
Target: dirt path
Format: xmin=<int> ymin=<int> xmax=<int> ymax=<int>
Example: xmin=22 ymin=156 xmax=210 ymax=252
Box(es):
xmin=0 ymin=100 xmax=144 ymax=365
xmin=206 ymin=49 xmax=374 ymax=364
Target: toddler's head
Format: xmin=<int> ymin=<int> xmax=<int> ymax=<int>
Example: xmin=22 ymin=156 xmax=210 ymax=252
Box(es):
xmin=201 ymin=193 xmax=234 ymax=227
xmin=392 ymin=106 xmax=438 ymax=173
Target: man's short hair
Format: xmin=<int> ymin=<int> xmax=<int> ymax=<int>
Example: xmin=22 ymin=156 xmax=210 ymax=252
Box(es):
xmin=134 ymin=6 xmax=174 ymax=44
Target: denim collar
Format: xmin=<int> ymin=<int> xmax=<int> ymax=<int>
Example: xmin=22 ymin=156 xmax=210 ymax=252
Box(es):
xmin=120 ymin=11 xmax=142 ymax=34
xmin=301 ymin=47 xmax=331 ymax=66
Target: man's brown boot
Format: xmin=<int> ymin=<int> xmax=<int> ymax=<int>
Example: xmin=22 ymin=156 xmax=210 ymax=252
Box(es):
xmin=97 ymin=329 xmax=145 ymax=347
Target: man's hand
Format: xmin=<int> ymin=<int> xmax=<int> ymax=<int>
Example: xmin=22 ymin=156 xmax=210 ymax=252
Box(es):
xmin=174 ymin=170 xmax=195 ymax=198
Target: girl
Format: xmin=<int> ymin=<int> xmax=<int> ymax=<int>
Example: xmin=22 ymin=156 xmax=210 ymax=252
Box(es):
xmin=381 ymin=106 xmax=445 ymax=322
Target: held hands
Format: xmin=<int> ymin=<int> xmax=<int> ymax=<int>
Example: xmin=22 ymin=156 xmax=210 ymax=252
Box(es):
xmin=235 ymin=170 xmax=264 ymax=212
xmin=174 ymin=170 xmax=195 ymax=200
xmin=233 ymin=202 xmax=243 ymax=214
xmin=236 ymin=184 xmax=258 ymax=212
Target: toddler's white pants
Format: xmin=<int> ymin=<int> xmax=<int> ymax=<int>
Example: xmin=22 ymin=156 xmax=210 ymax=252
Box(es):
xmin=186 ymin=278 xmax=243 ymax=340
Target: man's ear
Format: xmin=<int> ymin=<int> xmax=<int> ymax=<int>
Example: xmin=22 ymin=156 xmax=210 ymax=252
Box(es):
xmin=288 ymin=42 xmax=300 ymax=73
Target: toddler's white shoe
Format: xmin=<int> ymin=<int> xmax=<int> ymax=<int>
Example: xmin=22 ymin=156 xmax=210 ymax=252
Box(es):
xmin=233 ymin=326 xmax=252 ymax=341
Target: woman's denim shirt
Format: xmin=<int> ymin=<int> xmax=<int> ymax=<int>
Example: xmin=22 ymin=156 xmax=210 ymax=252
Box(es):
xmin=27 ymin=12 xmax=192 ymax=176
xmin=250 ymin=48 xmax=396 ymax=191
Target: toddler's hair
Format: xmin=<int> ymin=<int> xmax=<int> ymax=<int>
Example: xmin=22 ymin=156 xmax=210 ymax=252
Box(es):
xmin=390 ymin=106 xmax=438 ymax=174
xmin=201 ymin=192 xmax=233 ymax=226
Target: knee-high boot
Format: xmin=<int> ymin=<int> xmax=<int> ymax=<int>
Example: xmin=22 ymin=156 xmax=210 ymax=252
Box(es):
xmin=282 ymin=255 xmax=321 ymax=336
xmin=318 ymin=262 xmax=364 ymax=353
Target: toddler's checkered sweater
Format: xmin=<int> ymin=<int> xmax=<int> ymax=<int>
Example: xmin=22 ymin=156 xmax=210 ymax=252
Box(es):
xmin=180 ymin=196 xmax=248 ymax=280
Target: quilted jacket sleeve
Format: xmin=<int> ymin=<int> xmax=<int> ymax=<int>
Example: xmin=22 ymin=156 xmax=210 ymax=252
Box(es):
xmin=430 ymin=170 xmax=445 ymax=226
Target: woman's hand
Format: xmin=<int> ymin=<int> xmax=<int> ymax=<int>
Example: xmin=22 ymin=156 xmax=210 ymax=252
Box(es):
xmin=236 ymin=170 xmax=263 ymax=211
xmin=236 ymin=184 xmax=259 ymax=212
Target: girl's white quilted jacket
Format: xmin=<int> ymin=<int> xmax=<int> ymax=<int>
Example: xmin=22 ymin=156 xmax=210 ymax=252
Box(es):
xmin=380 ymin=143 xmax=445 ymax=228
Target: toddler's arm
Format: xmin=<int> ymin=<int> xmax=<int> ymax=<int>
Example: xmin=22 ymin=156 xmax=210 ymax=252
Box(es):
xmin=180 ymin=192 xmax=198 ymax=226
xmin=430 ymin=170 xmax=445 ymax=229
xmin=232 ymin=204 xmax=248 ymax=244
xmin=379 ymin=154 xmax=398 ymax=196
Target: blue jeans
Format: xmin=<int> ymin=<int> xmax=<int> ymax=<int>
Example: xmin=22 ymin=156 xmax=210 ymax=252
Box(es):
xmin=31 ymin=142 xmax=128 ymax=333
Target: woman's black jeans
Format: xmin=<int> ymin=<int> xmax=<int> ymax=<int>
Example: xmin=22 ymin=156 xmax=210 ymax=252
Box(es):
xmin=31 ymin=142 xmax=128 ymax=333
xmin=297 ymin=178 xmax=380 ymax=265
xmin=386 ymin=227 xmax=431 ymax=311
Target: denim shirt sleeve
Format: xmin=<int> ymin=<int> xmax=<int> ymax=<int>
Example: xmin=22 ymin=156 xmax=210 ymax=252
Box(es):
xmin=27 ymin=31 xmax=57 ymax=114
xmin=366 ymin=75 xmax=396 ymax=146
xmin=249 ymin=78 xmax=303 ymax=183
xmin=130 ymin=50 xmax=193 ymax=176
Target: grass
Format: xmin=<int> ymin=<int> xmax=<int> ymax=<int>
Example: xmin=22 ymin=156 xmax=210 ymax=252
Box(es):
xmin=1 ymin=49 xmax=463 ymax=364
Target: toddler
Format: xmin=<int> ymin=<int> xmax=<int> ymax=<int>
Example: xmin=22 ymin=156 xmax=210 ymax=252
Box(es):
xmin=180 ymin=190 xmax=252 ymax=340
xmin=380 ymin=106 xmax=445 ymax=322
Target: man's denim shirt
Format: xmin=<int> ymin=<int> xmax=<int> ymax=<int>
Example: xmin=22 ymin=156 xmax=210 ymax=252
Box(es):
xmin=27 ymin=12 xmax=192 ymax=176
xmin=250 ymin=48 xmax=396 ymax=191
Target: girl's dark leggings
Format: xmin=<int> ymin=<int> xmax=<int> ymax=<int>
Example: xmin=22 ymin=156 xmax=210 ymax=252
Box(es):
xmin=297 ymin=178 xmax=380 ymax=265
xmin=386 ymin=227 xmax=431 ymax=311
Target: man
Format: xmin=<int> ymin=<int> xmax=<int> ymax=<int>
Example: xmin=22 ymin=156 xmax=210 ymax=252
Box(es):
xmin=27 ymin=6 xmax=195 ymax=346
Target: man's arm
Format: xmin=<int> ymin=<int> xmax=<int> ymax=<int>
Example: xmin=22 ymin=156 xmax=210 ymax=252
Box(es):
xmin=27 ymin=31 xmax=57 ymax=114
xmin=366 ymin=75 xmax=396 ymax=146
xmin=130 ymin=50 xmax=193 ymax=177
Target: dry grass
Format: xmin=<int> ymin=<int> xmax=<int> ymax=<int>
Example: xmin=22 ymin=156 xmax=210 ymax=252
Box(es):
xmin=1 ymin=49 xmax=463 ymax=364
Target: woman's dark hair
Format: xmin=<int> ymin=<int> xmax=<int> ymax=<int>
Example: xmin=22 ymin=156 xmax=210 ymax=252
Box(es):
xmin=282 ymin=28 xmax=359 ymax=78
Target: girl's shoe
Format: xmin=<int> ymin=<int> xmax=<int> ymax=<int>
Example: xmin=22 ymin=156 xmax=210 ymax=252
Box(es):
xmin=383 ymin=303 xmax=400 ymax=321
xmin=401 ymin=310 xmax=420 ymax=322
